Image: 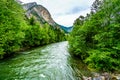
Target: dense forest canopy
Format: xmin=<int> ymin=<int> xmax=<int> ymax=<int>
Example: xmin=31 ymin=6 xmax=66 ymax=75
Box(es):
xmin=0 ymin=0 xmax=66 ymax=59
xmin=69 ymin=0 xmax=120 ymax=72
xmin=1 ymin=0 xmax=120 ymax=73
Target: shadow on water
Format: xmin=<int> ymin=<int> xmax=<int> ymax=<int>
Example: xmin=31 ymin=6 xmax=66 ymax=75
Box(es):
xmin=0 ymin=41 xmax=91 ymax=80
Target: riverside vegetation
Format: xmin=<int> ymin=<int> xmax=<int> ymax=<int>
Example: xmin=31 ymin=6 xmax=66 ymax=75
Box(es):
xmin=69 ymin=0 xmax=120 ymax=72
xmin=0 ymin=0 xmax=66 ymax=59
xmin=1 ymin=0 xmax=120 ymax=76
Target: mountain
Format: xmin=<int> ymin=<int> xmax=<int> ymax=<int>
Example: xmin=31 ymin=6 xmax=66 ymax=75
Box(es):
xmin=60 ymin=25 xmax=73 ymax=33
xmin=21 ymin=2 xmax=73 ymax=32
xmin=22 ymin=2 xmax=58 ymax=29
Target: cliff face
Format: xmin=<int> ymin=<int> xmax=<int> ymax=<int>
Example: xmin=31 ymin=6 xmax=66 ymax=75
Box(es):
xmin=21 ymin=2 xmax=72 ymax=32
xmin=23 ymin=2 xmax=57 ymax=28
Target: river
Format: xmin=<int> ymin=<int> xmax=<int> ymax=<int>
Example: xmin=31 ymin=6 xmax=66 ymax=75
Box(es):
xmin=0 ymin=41 xmax=91 ymax=80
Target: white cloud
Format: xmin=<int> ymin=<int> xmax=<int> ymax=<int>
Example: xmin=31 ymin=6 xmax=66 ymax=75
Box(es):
xmin=54 ymin=8 xmax=91 ymax=27
xmin=20 ymin=0 xmax=95 ymax=26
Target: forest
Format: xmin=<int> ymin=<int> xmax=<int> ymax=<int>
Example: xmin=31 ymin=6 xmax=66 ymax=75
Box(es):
xmin=0 ymin=0 xmax=66 ymax=59
xmin=1 ymin=0 xmax=120 ymax=73
xmin=69 ymin=0 xmax=120 ymax=72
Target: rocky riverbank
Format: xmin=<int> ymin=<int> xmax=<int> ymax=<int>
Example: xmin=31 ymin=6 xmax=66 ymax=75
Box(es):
xmin=83 ymin=72 xmax=120 ymax=80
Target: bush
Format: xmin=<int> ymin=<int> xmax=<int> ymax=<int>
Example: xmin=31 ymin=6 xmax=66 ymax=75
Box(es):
xmin=0 ymin=0 xmax=66 ymax=59
xmin=68 ymin=0 xmax=120 ymax=71
xmin=0 ymin=0 xmax=28 ymax=58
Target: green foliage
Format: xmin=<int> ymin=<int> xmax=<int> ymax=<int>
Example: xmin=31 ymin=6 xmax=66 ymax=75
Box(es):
xmin=23 ymin=22 xmax=66 ymax=47
xmin=29 ymin=16 xmax=36 ymax=25
xmin=69 ymin=0 xmax=120 ymax=71
xmin=0 ymin=0 xmax=27 ymax=58
xmin=0 ymin=0 xmax=66 ymax=59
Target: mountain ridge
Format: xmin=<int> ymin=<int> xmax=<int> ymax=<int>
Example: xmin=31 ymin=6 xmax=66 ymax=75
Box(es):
xmin=22 ymin=2 xmax=73 ymax=32
xmin=22 ymin=2 xmax=57 ymax=28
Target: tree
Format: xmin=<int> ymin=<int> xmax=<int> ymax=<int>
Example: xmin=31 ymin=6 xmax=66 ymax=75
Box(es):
xmin=69 ymin=0 xmax=120 ymax=71
xmin=0 ymin=0 xmax=28 ymax=58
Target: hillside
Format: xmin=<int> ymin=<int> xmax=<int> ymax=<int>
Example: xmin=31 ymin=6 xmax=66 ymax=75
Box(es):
xmin=22 ymin=2 xmax=72 ymax=32
xmin=23 ymin=2 xmax=57 ymax=28
xmin=0 ymin=0 xmax=66 ymax=59
xmin=68 ymin=0 xmax=120 ymax=72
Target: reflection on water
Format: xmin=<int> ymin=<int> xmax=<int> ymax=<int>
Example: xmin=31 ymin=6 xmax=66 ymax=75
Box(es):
xmin=0 ymin=41 xmax=91 ymax=80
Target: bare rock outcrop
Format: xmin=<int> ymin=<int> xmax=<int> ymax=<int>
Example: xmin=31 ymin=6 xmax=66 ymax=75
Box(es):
xmin=23 ymin=2 xmax=57 ymax=28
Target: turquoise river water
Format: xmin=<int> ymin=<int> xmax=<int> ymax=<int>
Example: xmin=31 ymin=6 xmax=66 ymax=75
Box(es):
xmin=0 ymin=41 xmax=91 ymax=80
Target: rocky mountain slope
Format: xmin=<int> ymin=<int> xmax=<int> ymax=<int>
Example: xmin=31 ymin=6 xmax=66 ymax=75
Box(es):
xmin=22 ymin=2 xmax=73 ymax=32
xmin=22 ymin=2 xmax=58 ymax=29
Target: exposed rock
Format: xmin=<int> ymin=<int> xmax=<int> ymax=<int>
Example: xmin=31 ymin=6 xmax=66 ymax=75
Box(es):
xmin=15 ymin=0 xmax=23 ymax=4
xmin=101 ymin=72 xmax=110 ymax=80
xmin=22 ymin=2 xmax=37 ymax=10
xmin=22 ymin=2 xmax=57 ymax=28
xmin=112 ymin=74 xmax=120 ymax=80
xmin=82 ymin=72 xmax=120 ymax=80
xmin=15 ymin=1 xmax=73 ymax=32
xmin=83 ymin=76 xmax=92 ymax=80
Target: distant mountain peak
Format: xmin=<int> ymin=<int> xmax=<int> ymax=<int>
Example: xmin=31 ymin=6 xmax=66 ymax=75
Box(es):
xmin=22 ymin=2 xmax=37 ymax=10
xmin=22 ymin=2 xmax=57 ymax=28
xmin=21 ymin=2 xmax=72 ymax=32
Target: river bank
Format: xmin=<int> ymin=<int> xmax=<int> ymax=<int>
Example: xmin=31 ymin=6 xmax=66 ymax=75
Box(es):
xmin=0 ymin=41 xmax=120 ymax=80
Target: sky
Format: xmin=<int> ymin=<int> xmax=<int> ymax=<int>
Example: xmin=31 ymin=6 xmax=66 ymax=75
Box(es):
xmin=20 ymin=0 xmax=95 ymax=27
